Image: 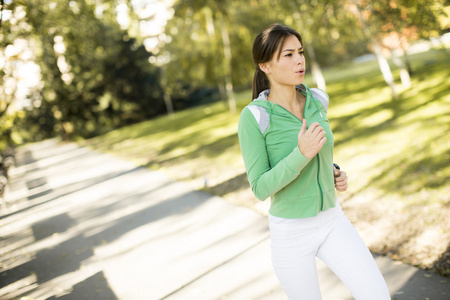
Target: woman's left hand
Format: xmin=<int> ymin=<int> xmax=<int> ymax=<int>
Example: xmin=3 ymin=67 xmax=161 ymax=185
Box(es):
xmin=334 ymin=166 xmax=348 ymax=192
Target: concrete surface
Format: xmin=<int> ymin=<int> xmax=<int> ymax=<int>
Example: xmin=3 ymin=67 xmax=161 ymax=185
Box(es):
xmin=0 ymin=139 xmax=449 ymax=300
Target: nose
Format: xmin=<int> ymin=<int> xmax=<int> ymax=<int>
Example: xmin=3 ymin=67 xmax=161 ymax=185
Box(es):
xmin=296 ymin=53 xmax=303 ymax=65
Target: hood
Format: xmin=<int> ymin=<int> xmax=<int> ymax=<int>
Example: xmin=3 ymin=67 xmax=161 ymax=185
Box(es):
xmin=255 ymin=84 xmax=309 ymax=102
xmin=249 ymin=83 xmax=323 ymax=121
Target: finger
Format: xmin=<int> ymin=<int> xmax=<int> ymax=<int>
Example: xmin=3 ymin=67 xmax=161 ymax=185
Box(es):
xmin=300 ymin=118 xmax=307 ymax=135
xmin=316 ymin=129 xmax=326 ymax=140
xmin=336 ymin=183 xmax=348 ymax=191
xmin=307 ymin=122 xmax=320 ymax=134
xmin=335 ymin=180 xmax=347 ymax=187
xmin=333 ymin=166 xmax=341 ymax=176
xmin=336 ymin=179 xmax=348 ymax=190
xmin=335 ymin=179 xmax=348 ymax=187
xmin=317 ymin=136 xmax=326 ymax=148
xmin=336 ymin=186 xmax=346 ymax=192
xmin=313 ymin=126 xmax=324 ymax=137
xmin=335 ymin=176 xmax=346 ymax=183
xmin=335 ymin=172 xmax=346 ymax=180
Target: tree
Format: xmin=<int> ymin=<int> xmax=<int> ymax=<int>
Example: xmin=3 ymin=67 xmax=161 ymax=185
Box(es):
xmin=350 ymin=0 xmax=447 ymax=95
xmin=7 ymin=0 xmax=165 ymax=140
xmin=351 ymin=0 xmax=398 ymax=99
xmin=0 ymin=1 xmax=34 ymax=148
xmin=165 ymin=0 xmax=238 ymax=114
xmin=370 ymin=0 xmax=447 ymax=86
xmin=287 ymin=0 xmax=327 ymax=90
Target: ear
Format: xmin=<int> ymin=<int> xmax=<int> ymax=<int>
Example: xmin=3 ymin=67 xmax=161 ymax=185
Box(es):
xmin=259 ymin=62 xmax=271 ymax=74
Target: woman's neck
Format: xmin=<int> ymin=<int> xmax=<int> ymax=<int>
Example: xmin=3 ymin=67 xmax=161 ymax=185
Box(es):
xmin=267 ymin=84 xmax=301 ymax=107
xmin=267 ymin=83 xmax=306 ymax=120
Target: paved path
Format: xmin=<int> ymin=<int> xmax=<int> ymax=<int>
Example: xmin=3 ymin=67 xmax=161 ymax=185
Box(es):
xmin=0 ymin=139 xmax=449 ymax=300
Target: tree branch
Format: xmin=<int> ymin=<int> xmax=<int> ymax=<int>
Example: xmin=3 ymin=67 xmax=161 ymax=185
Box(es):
xmin=0 ymin=0 xmax=4 ymax=29
xmin=0 ymin=101 xmax=12 ymax=119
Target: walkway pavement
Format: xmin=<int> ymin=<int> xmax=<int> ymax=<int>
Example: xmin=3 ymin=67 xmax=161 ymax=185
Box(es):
xmin=0 ymin=139 xmax=449 ymax=300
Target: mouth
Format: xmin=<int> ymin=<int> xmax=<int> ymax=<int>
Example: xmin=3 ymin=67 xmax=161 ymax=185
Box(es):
xmin=296 ymin=69 xmax=305 ymax=75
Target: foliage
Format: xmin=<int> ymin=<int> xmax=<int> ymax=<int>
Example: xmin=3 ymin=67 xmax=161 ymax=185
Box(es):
xmin=83 ymin=47 xmax=450 ymax=206
xmin=1 ymin=0 xmax=165 ymax=142
xmin=281 ymin=0 xmax=371 ymax=66
xmin=354 ymin=0 xmax=448 ymax=55
xmin=82 ymin=48 xmax=449 ymax=275
xmin=0 ymin=2 xmax=32 ymax=150
xmin=1 ymin=0 xmax=449 ymax=144
xmin=163 ymin=0 xmax=279 ymax=95
xmin=162 ymin=0 xmax=448 ymax=97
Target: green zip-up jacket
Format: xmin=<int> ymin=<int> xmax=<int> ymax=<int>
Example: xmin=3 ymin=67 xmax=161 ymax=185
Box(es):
xmin=238 ymin=83 xmax=336 ymax=218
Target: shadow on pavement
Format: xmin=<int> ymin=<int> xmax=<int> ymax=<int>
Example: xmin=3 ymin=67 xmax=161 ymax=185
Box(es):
xmin=47 ymin=271 xmax=118 ymax=300
xmin=0 ymin=139 xmax=213 ymax=299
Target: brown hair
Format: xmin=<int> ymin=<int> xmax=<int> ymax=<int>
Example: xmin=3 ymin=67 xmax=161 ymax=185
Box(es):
xmin=252 ymin=24 xmax=303 ymax=100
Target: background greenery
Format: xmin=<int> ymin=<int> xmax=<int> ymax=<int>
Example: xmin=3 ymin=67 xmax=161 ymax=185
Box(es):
xmin=1 ymin=0 xmax=449 ymax=276
xmin=1 ymin=0 xmax=448 ymax=145
xmin=82 ymin=47 xmax=450 ymax=275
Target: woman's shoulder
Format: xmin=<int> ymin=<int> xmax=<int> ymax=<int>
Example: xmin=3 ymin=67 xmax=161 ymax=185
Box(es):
xmin=239 ymin=102 xmax=270 ymax=134
xmin=310 ymin=88 xmax=329 ymax=111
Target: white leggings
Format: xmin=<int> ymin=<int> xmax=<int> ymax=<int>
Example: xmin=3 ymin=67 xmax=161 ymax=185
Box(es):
xmin=269 ymin=202 xmax=390 ymax=300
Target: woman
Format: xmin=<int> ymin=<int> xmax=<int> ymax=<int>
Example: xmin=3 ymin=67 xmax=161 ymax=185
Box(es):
xmin=238 ymin=24 xmax=390 ymax=299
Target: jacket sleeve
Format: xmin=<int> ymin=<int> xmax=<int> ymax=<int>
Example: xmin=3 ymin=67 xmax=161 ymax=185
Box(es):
xmin=238 ymin=107 xmax=311 ymax=200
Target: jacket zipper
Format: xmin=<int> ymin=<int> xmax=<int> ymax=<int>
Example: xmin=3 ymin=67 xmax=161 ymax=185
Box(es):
xmin=276 ymin=101 xmax=324 ymax=210
xmin=317 ymin=152 xmax=324 ymax=211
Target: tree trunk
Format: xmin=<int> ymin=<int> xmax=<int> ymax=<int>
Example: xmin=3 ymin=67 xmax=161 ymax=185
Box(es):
xmin=218 ymin=83 xmax=228 ymax=107
xmin=42 ymin=35 xmax=68 ymax=138
xmin=290 ymin=1 xmax=326 ymax=91
xmin=308 ymin=52 xmax=326 ymax=91
xmin=399 ymin=42 xmax=413 ymax=76
xmin=163 ymin=92 xmax=174 ymax=117
xmin=204 ymin=7 xmax=227 ymax=107
xmin=160 ymin=67 xmax=174 ymax=117
xmin=402 ymin=51 xmax=413 ymax=76
xmin=352 ymin=0 xmax=398 ymax=100
xmin=391 ymin=49 xmax=411 ymax=89
xmin=372 ymin=41 xmax=398 ymax=100
xmin=204 ymin=7 xmax=215 ymax=37
xmin=218 ymin=14 xmax=236 ymax=115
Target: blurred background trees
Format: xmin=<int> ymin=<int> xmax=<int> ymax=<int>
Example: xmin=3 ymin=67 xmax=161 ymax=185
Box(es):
xmin=0 ymin=0 xmax=448 ymax=148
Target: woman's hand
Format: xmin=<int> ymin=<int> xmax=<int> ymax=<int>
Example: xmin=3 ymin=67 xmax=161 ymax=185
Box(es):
xmin=334 ymin=166 xmax=348 ymax=192
xmin=298 ymin=119 xmax=326 ymax=159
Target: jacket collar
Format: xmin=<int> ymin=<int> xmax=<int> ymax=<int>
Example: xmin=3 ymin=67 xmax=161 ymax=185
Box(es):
xmin=254 ymin=84 xmax=318 ymax=118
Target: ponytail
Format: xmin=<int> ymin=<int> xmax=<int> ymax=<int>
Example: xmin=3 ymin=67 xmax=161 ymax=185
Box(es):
xmin=252 ymin=68 xmax=270 ymax=100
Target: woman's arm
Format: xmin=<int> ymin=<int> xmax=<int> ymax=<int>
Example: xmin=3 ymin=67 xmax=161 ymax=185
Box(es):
xmin=238 ymin=107 xmax=311 ymax=200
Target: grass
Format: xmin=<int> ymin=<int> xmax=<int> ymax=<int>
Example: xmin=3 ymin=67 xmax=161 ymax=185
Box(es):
xmin=80 ymin=48 xmax=450 ymax=275
xmin=324 ymin=51 xmax=450 ymax=207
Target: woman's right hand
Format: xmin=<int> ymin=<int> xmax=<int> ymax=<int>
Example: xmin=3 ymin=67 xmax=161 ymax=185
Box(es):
xmin=297 ymin=119 xmax=326 ymax=159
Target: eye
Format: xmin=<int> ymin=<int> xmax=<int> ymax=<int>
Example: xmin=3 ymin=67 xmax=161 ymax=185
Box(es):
xmin=284 ymin=53 xmax=292 ymax=57
xmin=299 ymin=51 xmax=304 ymax=55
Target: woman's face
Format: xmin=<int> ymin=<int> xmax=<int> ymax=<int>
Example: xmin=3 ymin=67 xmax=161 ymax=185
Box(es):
xmin=260 ymin=35 xmax=306 ymax=88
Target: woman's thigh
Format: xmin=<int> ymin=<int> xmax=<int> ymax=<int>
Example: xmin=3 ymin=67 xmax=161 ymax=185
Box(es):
xmin=270 ymin=224 xmax=322 ymax=300
xmin=317 ymin=213 xmax=390 ymax=300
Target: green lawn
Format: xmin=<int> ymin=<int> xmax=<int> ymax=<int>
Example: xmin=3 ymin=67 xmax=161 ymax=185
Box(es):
xmin=81 ymin=48 xmax=450 ymax=275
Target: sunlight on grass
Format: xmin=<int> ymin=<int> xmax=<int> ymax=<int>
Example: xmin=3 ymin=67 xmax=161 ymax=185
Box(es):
xmin=79 ymin=48 xmax=450 ymax=275
xmin=328 ymin=79 xmax=447 ymax=207
xmin=359 ymin=109 xmax=394 ymax=128
xmin=82 ymin=48 xmax=449 ymax=209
